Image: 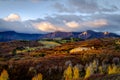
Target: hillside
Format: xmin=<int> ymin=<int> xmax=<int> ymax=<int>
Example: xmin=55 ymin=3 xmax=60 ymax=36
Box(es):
xmin=0 ymin=38 xmax=120 ymax=80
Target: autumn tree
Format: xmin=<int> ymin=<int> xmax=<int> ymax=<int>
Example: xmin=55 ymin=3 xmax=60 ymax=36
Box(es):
xmin=32 ymin=73 xmax=42 ymax=80
xmin=73 ymin=65 xmax=80 ymax=80
xmin=84 ymin=63 xmax=94 ymax=79
xmin=64 ymin=65 xmax=73 ymax=80
xmin=0 ymin=69 xmax=9 ymax=80
xmin=108 ymin=64 xmax=120 ymax=74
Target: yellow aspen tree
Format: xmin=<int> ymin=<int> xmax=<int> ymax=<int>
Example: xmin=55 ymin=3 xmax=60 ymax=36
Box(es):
xmin=0 ymin=69 xmax=9 ymax=80
xmin=84 ymin=64 xmax=94 ymax=79
xmin=73 ymin=66 xmax=80 ymax=80
xmin=108 ymin=64 xmax=118 ymax=74
xmin=112 ymin=65 xmax=117 ymax=74
xmin=64 ymin=65 xmax=73 ymax=80
xmin=32 ymin=73 xmax=42 ymax=80
xmin=108 ymin=65 xmax=113 ymax=74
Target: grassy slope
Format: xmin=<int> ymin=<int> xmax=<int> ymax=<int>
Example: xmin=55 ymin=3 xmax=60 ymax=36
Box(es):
xmin=38 ymin=41 xmax=61 ymax=48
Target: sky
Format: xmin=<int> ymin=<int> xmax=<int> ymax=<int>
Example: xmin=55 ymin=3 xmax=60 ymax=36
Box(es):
xmin=0 ymin=0 xmax=120 ymax=34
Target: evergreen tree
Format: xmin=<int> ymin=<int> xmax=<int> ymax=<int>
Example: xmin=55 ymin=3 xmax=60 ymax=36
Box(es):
xmin=92 ymin=59 xmax=99 ymax=73
xmin=98 ymin=66 xmax=104 ymax=74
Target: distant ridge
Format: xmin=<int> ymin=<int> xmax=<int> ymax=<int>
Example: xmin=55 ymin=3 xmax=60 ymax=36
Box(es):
xmin=0 ymin=30 xmax=120 ymax=42
xmin=0 ymin=31 xmax=43 ymax=42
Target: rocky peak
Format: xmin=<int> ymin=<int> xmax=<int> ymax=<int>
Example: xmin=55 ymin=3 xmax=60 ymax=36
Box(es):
xmin=103 ymin=31 xmax=109 ymax=35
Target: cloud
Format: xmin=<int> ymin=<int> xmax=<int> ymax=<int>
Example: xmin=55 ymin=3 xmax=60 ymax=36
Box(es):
xmin=4 ymin=13 xmax=21 ymax=22
xmin=53 ymin=2 xmax=73 ymax=12
xmin=0 ymin=0 xmax=120 ymax=35
xmin=0 ymin=19 xmax=40 ymax=33
xmin=32 ymin=22 xmax=66 ymax=32
xmin=0 ymin=13 xmax=120 ymax=34
xmin=53 ymin=0 xmax=99 ymax=13
xmin=82 ymin=19 xmax=108 ymax=27
xmin=65 ymin=21 xmax=79 ymax=28
xmin=53 ymin=0 xmax=119 ymax=14
xmin=69 ymin=0 xmax=99 ymax=13
xmin=65 ymin=19 xmax=107 ymax=29
xmin=101 ymin=5 xmax=118 ymax=12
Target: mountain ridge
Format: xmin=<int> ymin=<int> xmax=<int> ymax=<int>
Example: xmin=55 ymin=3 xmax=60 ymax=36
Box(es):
xmin=0 ymin=30 xmax=120 ymax=42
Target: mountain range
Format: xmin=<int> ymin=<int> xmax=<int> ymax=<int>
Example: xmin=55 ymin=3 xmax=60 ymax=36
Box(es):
xmin=0 ymin=30 xmax=120 ymax=42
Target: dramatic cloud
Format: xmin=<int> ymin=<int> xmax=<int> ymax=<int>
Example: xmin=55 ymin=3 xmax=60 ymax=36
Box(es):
xmin=32 ymin=22 xmax=65 ymax=32
xmin=0 ymin=13 xmax=120 ymax=34
xmin=0 ymin=0 xmax=120 ymax=35
xmin=4 ymin=13 xmax=21 ymax=22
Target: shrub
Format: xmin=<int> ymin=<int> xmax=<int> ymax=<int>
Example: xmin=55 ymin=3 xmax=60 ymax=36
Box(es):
xmin=12 ymin=49 xmax=17 ymax=55
xmin=38 ymin=53 xmax=45 ymax=57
